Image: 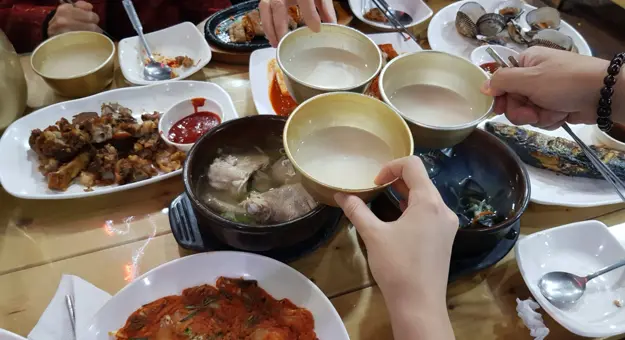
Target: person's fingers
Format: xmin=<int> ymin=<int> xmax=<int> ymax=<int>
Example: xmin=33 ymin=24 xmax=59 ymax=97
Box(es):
xmin=488 ymin=66 xmax=538 ymax=98
xmin=334 ymin=193 xmax=381 ymax=241
xmin=541 ymin=119 xmax=567 ymax=130
xmin=481 ymin=79 xmax=504 ymax=97
xmin=534 ymin=109 xmax=568 ymax=129
xmin=315 ymin=0 xmax=336 ymax=22
xmin=493 ymin=96 xmax=507 ymax=114
xmin=374 ymin=156 xmax=434 ymax=196
xmin=259 ymin=0 xmax=278 ymax=46
xmin=270 ymin=0 xmax=289 ymax=43
xmin=398 ymin=200 xmax=408 ymax=212
xmin=388 ymin=179 xmax=409 ymax=201
xmin=71 ymin=7 xmax=99 ymax=24
xmin=566 ymin=111 xmax=592 ymax=125
xmin=505 ymin=95 xmax=539 ymax=125
xmin=297 ymin=0 xmax=322 ymax=31
xmin=74 ymin=0 xmax=94 ymax=11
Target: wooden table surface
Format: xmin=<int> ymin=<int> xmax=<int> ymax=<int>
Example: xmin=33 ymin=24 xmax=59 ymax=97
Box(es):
xmin=3 ymin=1 xmax=625 ymax=339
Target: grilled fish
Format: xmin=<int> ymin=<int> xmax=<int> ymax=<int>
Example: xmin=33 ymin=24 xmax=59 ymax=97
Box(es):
xmin=485 ymin=122 xmax=625 ymax=180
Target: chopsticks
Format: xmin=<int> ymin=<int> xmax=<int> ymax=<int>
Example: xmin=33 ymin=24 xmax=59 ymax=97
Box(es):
xmin=370 ymin=0 xmax=419 ymax=44
xmin=486 ymin=47 xmax=625 ymax=202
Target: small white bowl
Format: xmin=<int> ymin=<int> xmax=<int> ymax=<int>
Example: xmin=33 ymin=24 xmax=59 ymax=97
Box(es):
xmin=470 ymin=45 xmax=520 ymax=69
xmin=118 ymin=22 xmax=211 ymax=86
xmin=592 ymin=124 xmax=625 ymax=152
xmin=348 ymin=0 xmax=433 ymax=31
xmin=516 ymin=220 xmax=625 ymax=338
xmin=158 ymin=97 xmax=224 ymax=152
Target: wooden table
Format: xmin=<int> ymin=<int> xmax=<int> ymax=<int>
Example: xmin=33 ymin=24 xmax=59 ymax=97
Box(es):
xmin=2 ymin=2 xmax=625 ymax=338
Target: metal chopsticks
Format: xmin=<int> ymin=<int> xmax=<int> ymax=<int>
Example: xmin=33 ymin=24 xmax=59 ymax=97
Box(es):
xmin=486 ymin=47 xmax=625 ymax=202
xmin=370 ymin=0 xmax=419 ymax=43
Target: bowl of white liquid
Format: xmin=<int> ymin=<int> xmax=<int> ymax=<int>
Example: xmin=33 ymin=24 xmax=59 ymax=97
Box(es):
xmin=276 ymin=24 xmax=382 ymax=103
xmin=31 ymin=31 xmax=115 ymax=98
xmin=283 ymin=92 xmax=414 ymax=206
xmin=379 ymin=50 xmax=494 ymax=149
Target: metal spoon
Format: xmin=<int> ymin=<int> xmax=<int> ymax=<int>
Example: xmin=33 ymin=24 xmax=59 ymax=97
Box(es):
xmin=539 ymin=259 xmax=625 ymax=306
xmin=65 ymin=294 xmax=76 ymax=339
xmin=121 ymin=0 xmax=172 ymax=81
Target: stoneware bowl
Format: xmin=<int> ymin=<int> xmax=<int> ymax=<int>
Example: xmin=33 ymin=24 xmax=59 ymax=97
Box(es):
xmin=283 ymin=92 xmax=414 ymax=206
xmin=31 ymin=31 xmax=115 ymax=98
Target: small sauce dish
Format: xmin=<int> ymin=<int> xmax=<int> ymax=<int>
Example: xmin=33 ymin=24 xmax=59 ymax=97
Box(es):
xmin=158 ymin=97 xmax=223 ymax=152
xmin=470 ymin=45 xmax=520 ymax=74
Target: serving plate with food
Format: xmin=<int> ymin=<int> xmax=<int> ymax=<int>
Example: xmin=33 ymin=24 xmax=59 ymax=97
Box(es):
xmin=81 ymin=251 xmax=349 ymax=340
xmin=427 ymin=0 xmax=591 ymax=60
xmin=0 ymin=81 xmax=238 ymax=200
xmin=118 ymin=22 xmax=211 ymax=85
xmin=204 ymin=0 xmax=353 ymax=52
xmin=481 ymin=116 xmax=621 ymax=207
xmin=249 ymin=32 xmax=422 ymax=116
xmin=348 ymin=0 xmax=433 ymax=31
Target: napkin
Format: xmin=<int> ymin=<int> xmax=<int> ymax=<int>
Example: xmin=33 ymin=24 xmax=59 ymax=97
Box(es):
xmin=28 ymin=275 xmax=111 ymax=340
xmin=516 ymin=298 xmax=550 ymax=340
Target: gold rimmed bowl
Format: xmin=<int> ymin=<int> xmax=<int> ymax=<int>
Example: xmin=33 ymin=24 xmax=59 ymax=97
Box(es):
xmin=379 ymin=50 xmax=494 ymax=149
xmin=276 ymin=24 xmax=382 ymax=103
xmin=283 ymin=92 xmax=414 ymax=206
xmin=31 ymin=31 xmax=115 ymax=98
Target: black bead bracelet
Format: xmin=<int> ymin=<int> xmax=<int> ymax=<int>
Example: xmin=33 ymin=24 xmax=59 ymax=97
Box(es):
xmin=598 ymin=52 xmax=625 ymax=131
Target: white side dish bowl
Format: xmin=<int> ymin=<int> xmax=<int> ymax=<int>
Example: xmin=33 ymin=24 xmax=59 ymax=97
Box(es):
xmin=516 ymin=220 xmax=625 ymax=338
xmin=80 ymin=251 xmax=349 ymax=340
xmin=470 ymin=45 xmax=520 ymax=67
xmin=119 ymin=22 xmax=211 ymax=85
xmin=159 ymin=97 xmax=224 ymax=152
xmin=348 ymin=0 xmax=433 ymax=31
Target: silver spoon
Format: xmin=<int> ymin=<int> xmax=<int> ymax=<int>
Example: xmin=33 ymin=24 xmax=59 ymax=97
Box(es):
xmin=65 ymin=294 xmax=76 ymax=339
xmin=539 ymin=259 xmax=625 ymax=306
xmin=121 ymin=0 xmax=172 ymax=81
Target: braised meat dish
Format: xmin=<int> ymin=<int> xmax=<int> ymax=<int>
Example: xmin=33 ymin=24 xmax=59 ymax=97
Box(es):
xmin=364 ymin=44 xmax=400 ymax=100
xmin=29 ymin=103 xmax=186 ymax=191
xmin=114 ymin=277 xmax=317 ymax=340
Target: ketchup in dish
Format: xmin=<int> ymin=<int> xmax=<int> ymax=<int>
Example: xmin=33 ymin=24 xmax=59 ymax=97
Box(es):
xmin=480 ymin=62 xmax=500 ymax=74
xmin=168 ymin=98 xmax=221 ymax=144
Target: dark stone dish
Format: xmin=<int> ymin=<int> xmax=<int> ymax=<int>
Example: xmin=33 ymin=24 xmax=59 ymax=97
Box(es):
xmin=204 ymin=0 xmax=270 ymax=52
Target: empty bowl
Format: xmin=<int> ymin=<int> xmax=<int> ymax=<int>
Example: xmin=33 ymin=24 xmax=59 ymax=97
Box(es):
xmin=159 ymin=97 xmax=223 ymax=152
xmin=276 ymin=24 xmax=382 ymax=103
xmin=31 ymin=31 xmax=115 ymax=98
xmin=379 ymin=50 xmax=494 ymax=149
xmin=283 ymin=92 xmax=414 ymax=206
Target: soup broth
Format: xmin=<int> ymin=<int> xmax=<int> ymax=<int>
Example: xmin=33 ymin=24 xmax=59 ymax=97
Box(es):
xmin=294 ymin=126 xmax=393 ymax=189
xmin=39 ymin=43 xmax=111 ymax=78
xmin=199 ymin=137 xmax=318 ymax=225
xmin=390 ymin=84 xmax=475 ymax=127
xmin=284 ymin=47 xmax=370 ymax=89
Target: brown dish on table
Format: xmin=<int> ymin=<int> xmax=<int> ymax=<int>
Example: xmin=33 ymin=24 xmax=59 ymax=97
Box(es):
xmin=113 ymin=277 xmax=317 ymax=340
xmin=28 ymin=103 xmax=186 ymax=191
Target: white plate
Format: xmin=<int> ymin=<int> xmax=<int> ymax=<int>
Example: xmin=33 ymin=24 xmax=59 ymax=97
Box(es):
xmin=481 ymin=116 xmax=620 ymax=207
xmin=427 ymin=0 xmax=592 ymax=59
xmin=516 ymin=220 xmax=625 ymax=338
xmin=80 ymin=251 xmax=349 ymax=340
xmin=0 ymin=330 xmax=25 ymax=340
xmin=249 ymin=32 xmax=423 ymax=116
xmin=119 ymin=22 xmax=212 ymax=86
xmin=348 ymin=0 xmax=432 ymax=31
xmin=0 ymin=81 xmax=239 ymax=200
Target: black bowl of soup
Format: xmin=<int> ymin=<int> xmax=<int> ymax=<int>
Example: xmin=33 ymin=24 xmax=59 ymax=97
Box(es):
xmin=371 ymin=128 xmax=530 ymax=257
xmin=183 ymin=115 xmax=339 ymax=252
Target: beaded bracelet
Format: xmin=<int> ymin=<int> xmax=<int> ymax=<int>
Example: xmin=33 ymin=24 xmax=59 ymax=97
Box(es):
xmin=597 ymin=52 xmax=625 ymax=132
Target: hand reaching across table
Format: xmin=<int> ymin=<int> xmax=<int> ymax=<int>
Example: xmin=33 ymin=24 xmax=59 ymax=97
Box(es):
xmin=259 ymin=0 xmax=337 ymax=47
xmin=335 ymin=156 xmax=457 ymax=340
xmin=47 ymin=1 xmax=101 ymax=38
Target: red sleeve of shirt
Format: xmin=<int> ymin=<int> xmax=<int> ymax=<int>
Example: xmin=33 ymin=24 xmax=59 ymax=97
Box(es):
xmin=178 ymin=0 xmax=232 ymax=23
xmin=0 ymin=3 xmax=54 ymax=53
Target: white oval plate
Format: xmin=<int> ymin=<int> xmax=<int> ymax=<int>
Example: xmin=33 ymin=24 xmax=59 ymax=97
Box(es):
xmin=249 ymin=32 xmax=423 ymax=116
xmin=0 ymin=330 xmax=26 ymax=340
xmin=0 ymin=81 xmax=239 ymax=200
xmin=428 ymin=0 xmax=592 ymax=59
xmin=119 ymin=22 xmax=212 ymax=86
xmin=348 ymin=0 xmax=433 ymax=31
xmin=481 ymin=116 xmax=620 ymax=207
xmin=80 ymin=251 xmax=349 ymax=340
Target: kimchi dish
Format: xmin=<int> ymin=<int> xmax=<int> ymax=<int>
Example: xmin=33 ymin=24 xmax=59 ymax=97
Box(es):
xmin=113 ymin=277 xmax=317 ymax=340
xmin=363 ymin=43 xmax=400 ymax=100
xmin=28 ymin=103 xmax=186 ymax=191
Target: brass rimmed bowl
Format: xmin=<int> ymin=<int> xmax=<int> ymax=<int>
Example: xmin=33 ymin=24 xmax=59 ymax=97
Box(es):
xmin=276 ymin=24 xmax=382 ymax=103
xmin=31 ymin=31 xmax=115 ymax=98
xmin=283 ymin=92 xmax=414 ymax=206
xmin=379 ymin=50 xmax=494 ymax=149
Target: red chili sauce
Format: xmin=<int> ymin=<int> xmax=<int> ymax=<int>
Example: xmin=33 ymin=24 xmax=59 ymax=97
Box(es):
xmin=269 ymin=75 xmax=298 ymax=116
xmin=480 ymin=62 xmax=501 ymax=74
xmin=167 ymin=98 xmax=221 ymax=144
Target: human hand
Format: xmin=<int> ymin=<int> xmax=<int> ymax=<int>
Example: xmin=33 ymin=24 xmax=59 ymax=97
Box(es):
xmin=48 ymin=1 xmax=100 ymax=38
xmin=259 ymin=0 xmax=337 ymax=47
xmin=334 ymin=156 xmax=458 ymax=304
xmin=481 ymin=46 xmax=610 ymax=130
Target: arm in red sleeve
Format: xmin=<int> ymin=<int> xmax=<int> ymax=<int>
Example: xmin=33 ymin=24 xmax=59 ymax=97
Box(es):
xmin=0 ymin=2 xmax=55 ymax=53
xmin=178 ymin=0 xmax=232 ymax=24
